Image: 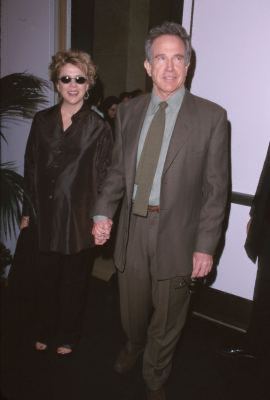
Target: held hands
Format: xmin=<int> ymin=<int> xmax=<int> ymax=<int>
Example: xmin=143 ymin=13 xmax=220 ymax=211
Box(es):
xmin=92 ymin=219 xmax=113 ymax=245
xmin=192 ymin=252 xmax=213 ymax=279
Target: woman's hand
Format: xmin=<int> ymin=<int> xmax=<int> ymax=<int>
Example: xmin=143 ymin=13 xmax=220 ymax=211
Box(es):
xmin=92 ymin=218 xmax=113 ymax=245
xmin=20 ymin=216 xmax=30 ymax=230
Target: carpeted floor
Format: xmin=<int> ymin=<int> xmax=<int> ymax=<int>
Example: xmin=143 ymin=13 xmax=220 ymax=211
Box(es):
xmin=1 ymin=276 xmax=269 ymax=400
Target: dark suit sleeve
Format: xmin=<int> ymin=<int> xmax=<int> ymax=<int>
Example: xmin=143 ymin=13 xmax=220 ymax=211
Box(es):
xmin=195 ymin=108 xmax=229 ymax=255
xmin=250 ymin=143 xmax=270 ymax=217
xmin=95 ymin=121 xmax=114 ymax=194
xmin=92 ymin=108 xmax=125 ymax=219
xmin=245 ymin=143 xmax=270 ymax=261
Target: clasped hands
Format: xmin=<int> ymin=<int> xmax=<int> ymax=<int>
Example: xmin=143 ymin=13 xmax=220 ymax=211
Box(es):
xmin=92 ymin=219 xmax=113 ymax=245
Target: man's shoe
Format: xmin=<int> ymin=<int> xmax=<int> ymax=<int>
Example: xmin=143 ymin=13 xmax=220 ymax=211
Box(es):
xmin=113 ymin=346 xmax=143 ymax=374
xmin=146 ymin=386 xmax=166 ymax=400
xmin=220 ymin=345 xmax=256 ymax=359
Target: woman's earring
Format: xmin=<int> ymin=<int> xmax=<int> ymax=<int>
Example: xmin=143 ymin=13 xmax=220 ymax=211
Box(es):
xmin=84 ymin=91 xmax=89 ymax=100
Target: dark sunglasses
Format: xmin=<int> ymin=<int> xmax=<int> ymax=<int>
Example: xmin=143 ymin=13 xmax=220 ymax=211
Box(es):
xmin=58 ymin=76 xmax=87 ymax=84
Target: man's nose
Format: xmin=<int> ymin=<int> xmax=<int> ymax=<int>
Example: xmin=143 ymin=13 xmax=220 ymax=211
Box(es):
xmin=166 ymin=59 xmax=173 ymax=70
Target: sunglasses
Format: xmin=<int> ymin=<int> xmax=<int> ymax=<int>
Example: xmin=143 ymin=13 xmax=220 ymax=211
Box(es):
xmin=58 ymin=76 xmax=87 ymax=84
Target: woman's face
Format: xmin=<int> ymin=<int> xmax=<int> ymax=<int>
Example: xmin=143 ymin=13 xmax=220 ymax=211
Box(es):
xmin=108 ymin=103 xmax=118 ymax=119
xmin=56 ymin=63 xmax=89 ymax=108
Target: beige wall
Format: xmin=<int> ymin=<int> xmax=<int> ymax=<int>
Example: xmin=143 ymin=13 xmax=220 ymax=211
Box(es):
xmin=183 ymin=0 xmax=270 ymax=300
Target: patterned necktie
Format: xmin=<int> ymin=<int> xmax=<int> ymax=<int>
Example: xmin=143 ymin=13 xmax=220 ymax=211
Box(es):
xmin=133 ymin=101 xmax=168 ymax=216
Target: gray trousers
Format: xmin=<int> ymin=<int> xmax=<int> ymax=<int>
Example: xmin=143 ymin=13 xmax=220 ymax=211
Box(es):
xmin=118 ymin=212 xmax=191 ymax=390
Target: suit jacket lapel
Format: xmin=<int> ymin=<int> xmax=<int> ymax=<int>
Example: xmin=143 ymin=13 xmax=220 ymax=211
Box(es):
xmin=124 ymin=94 xmax=151 ymax=201
xmin=163 ymin=91 xmax=195 ymax=175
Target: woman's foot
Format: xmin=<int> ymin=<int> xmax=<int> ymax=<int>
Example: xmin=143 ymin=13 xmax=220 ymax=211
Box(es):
xmin=35 ymin=341 xmax=48 ymax=351
xmin=56 ymin=344 xmax=73 ymax=355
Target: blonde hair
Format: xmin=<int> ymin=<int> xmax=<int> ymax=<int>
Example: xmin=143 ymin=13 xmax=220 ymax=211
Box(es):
xmin=49 ymin=50 xmax=96 ymax=90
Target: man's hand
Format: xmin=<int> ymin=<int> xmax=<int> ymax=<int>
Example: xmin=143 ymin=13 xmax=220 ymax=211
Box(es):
xmin=20 ymin=216 xmax=30 ymax=230
xmin=92 ymin=219 xmax=113 ymax=245
xmin=192 ymin=252 xmax=213 ymax=278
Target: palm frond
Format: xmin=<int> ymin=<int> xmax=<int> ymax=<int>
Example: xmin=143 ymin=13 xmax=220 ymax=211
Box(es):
xmin=0 ymin=73 xmax=46 ymax=238
xmin=0 ymin=162 xmax=34 ymax=239
xmin=0 ymin=73 xmax=50 ymax=137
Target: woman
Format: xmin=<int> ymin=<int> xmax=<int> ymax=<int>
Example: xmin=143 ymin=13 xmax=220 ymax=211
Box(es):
xmin=21 ymin=50 xmax=112 ymax=355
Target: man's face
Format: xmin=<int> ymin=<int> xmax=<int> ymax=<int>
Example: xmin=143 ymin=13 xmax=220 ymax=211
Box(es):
xmin=144 ymin=35 xmax=189 ymax=100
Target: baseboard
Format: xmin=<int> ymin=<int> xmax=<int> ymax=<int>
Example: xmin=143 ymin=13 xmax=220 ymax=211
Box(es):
xmin=191 ymin=286 xmax=253 ymax=332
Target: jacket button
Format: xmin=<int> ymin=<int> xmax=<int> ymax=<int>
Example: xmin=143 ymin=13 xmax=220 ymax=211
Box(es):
xmin=49 ymin=195 xmax=53 ymax=199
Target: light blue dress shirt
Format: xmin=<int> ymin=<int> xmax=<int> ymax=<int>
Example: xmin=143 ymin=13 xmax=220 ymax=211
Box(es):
xmin=94 ymin=87 xmax=185 ymax=221
xmin=133 ymin=87 xmax=185 ymax=205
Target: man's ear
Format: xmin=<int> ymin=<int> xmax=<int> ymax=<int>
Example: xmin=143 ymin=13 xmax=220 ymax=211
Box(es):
xmin=184 ymin=63 xmax=190 ymax=79
xmin=144 ymin=60 xmax=152 ymax=77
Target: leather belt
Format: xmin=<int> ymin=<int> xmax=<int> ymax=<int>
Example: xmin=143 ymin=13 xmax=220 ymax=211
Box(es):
xmin=147 ymin=205 xmax=160 ymax=212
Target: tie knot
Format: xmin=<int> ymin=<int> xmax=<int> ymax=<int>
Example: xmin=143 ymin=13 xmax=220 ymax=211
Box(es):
xmin=159 ymin=101 xmax=168 ymax=110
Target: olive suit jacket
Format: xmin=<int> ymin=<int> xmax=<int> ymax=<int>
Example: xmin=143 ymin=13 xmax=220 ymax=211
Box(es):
xmin=94 ymin=90 xmax=229 ymax=279
xmin=245 ymin=142 xmax=270 ymax=262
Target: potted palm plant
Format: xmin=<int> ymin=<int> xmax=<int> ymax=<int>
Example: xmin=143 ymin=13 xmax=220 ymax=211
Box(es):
xmin=0 ymin=72 xmax=50 ymax=277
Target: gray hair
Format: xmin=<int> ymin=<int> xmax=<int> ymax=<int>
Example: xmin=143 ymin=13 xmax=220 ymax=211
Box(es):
xmin=145 ymin=21 xmax=192 ymax=65
xmin=49 ymin=49 xmax=96 ymax=90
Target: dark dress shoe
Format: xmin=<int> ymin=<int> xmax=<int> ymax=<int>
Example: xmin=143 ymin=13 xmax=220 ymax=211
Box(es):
xmin=221 ymin=345 xmax=256 ymax=359
xmin=113 ymin=346 xmax=143 ymax=374
xmin=146 ymin=386 xmax=166 ymax=400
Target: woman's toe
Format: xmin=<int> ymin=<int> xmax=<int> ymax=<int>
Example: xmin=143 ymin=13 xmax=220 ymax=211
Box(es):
xmin=35 ymin=341 xmax=47 ymax=351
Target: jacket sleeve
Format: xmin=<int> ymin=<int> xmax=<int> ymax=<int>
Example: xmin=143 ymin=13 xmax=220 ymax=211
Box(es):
xmin=92 ymin=108 xmax=126 ymax=219
xmin=95 ymin=120 xmax=114 ymax=194
xmin=250 ymin=142 xmax=270 ymax=217
xmin=194 ymin=108 xmax=229 ymax=255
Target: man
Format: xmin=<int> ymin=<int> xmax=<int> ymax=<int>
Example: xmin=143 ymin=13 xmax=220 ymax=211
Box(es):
xmin=223 ymin=143 xmax=270 ymax=359
xmin=92 ymin=22 xmax=229 ymax=400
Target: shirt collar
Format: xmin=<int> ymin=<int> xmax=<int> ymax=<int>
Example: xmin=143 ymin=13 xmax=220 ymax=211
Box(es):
xmin=149 ymin=86 xmax=185 ymax=114
xmin=72 ymin=101 xmax=89 ymax=120
xmin=57 ymin=101 xmax=89 ymax=122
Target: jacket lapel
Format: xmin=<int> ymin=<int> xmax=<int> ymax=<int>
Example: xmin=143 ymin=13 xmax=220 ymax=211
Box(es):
xmin=163 ymin=91 xmax=195 ymax=175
